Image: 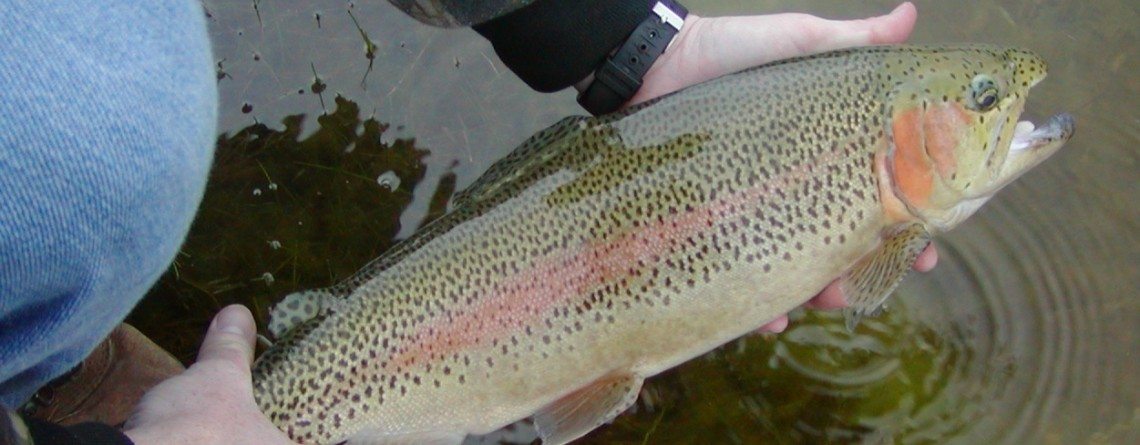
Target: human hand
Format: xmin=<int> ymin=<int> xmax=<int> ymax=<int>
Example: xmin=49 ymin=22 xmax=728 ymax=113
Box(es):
xmin=632 ymin=2 xmax=919 ymax=104
xmin=626 ymin=3 xmax=933 ymax=333
xmin=123 ymin=305 xmax=295 ymax=445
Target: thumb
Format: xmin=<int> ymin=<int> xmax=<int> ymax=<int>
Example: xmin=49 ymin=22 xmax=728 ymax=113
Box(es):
xmin=197 ymin=304 xmax=257 ymax=371
xmin=634 ymin=3 xmax=918 ymax=104
xmin=790 ymin=2 xmax=918 ymax=52
xmin=734 ymin=2 xmax=918 ymax=60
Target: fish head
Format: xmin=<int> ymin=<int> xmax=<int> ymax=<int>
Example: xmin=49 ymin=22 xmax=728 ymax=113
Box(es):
xmin=883 ymin=46 xmax=1075 ymax=232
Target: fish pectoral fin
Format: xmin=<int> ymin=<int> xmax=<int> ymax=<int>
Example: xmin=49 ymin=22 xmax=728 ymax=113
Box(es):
xmin=267 ymin=289 xmax=338 ymax=339
xmin=533 ymin=372 xmax=644 ymax=445
xmin=345 ymin=429 xmax=465 ymax=445
xmin=839 ymin=222 xmax=932 ymax=331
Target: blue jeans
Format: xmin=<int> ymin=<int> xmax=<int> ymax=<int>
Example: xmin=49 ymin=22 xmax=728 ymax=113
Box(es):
xmin=0 ymin=1 xmax=216 ymax=407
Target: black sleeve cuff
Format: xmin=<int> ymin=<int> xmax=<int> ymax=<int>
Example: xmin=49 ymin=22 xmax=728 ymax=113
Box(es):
xmin=473 ymin=0 xmax=652 ymax=92
xmin=22 ymin=416 xmax=134 ymax=445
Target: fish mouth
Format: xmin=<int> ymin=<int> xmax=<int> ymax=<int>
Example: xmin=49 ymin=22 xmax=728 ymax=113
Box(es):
xmin=1010 ymin=113 xmax=1076 ymax=152
xmin=984 ymin=112 xmax=1076 ymax=194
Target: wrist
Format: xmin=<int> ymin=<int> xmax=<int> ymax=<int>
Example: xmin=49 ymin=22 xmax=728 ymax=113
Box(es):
xmin=575 ymin=1 xmax=690 ymax=115
xmin=629 ymin=13 xmax=707 ymax=105
xmin=574 ymin=12 xmax=696 ymax=94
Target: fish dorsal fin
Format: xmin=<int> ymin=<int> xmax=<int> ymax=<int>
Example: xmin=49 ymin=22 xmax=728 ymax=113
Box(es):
xmin=253 ymin=310 xmax=328 ymax=379
xmin=267 ymin=117 xmax=600 ymax=324
xmin=544 ymin=130 xmax=711 ymax=207
xmin=840 ymin=222 xmax=932 ymax=330
xmin=450 ymin=115 xmax=590 ymax=210
xmin=266 ymin=288 xmax=340 ymax=339
xmin=533 ymin=372 xmax=644 ymax=445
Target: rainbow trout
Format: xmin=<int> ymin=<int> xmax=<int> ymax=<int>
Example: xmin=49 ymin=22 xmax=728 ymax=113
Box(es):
xmin=252 ymin=45 xmax=1074 ymax=444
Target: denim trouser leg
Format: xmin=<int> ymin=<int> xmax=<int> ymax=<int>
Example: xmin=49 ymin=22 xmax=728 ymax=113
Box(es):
xmin=0 ymin=1 xmax=217 ymax=407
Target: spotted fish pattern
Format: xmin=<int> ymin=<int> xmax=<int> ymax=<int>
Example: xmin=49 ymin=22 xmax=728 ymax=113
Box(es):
xmin=252 ymin=45 xmax=1072 ymax=444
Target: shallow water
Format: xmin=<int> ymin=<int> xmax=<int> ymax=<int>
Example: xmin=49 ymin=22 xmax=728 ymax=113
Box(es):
xmin=135 ymin=0 xmax=1138 ymax=443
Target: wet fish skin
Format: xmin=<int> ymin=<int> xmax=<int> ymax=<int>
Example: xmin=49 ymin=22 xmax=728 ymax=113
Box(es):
xmin=251 ymin=44 xmax=1073 ymax=444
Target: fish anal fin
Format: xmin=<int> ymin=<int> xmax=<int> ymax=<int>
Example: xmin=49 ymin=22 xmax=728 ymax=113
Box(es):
xmin=534 ymin=372 xmax=644 ymax=445
xmin=840 ymin=223 xmax=932 ymax=330
xmin=345 ymin=429 xmax=464 ymax=445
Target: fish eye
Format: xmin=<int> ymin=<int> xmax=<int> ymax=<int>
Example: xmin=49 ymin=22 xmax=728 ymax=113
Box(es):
xmin=969 ymin=74 xmax=1000 ymax=111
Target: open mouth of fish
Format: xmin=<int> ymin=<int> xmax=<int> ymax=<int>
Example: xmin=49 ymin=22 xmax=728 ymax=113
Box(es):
xmin=1011 ymin=112 xmax=1076 ymax=152
xmin=969 ymin=110 xmax=1076 ymax=203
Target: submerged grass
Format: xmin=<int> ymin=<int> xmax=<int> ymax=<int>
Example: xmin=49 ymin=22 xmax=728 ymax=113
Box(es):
xmin=127 ymin=95 xmax=452 ymax=363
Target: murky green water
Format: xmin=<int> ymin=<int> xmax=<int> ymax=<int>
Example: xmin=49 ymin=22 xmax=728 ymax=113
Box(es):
xmin=133 ymin=0 xmax=1138 ymax=443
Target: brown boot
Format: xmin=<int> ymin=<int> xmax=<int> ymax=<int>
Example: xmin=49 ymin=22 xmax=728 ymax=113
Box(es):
xmin=21 ymin=323 xmax=185 ymax=427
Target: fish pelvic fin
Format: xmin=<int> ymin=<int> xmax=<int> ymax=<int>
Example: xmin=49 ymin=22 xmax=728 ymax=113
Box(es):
xmin=534 ymin=371 xmax=644 ymax=445
xmin=840 ymin=222 xmax=932 ymax=331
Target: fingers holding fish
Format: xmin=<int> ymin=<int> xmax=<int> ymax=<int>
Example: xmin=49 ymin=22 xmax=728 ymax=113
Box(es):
xmin=801 ymin=243 xmax=937 ymax=311
xmin=913 ymin=243 xmax=938 ymax=272
xmin=756 ymin=314 xmax=791 ymax=334
xmin=787 ymin=2 xmax=918 ymax=54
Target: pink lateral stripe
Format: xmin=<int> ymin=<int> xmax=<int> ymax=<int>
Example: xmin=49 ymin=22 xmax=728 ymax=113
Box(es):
xmin=386 ymin=144 xmax=850 ymax=371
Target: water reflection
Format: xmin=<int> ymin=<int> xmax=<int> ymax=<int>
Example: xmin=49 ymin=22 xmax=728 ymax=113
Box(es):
xmin=133 ymin=0 xmax=1137 ymax=443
